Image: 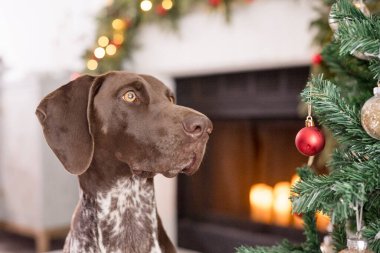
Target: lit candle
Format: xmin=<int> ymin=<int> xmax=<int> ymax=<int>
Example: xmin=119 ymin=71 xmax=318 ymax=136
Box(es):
xmin=273 ymin=182 xmax=291 ymax=226
xmin=316 ymin=212 xmax=330 ymax=231
xmin=291 ymin=174 xmax=300 ymax=186
xmin=249 ymin=183 xmax=273 ymax=224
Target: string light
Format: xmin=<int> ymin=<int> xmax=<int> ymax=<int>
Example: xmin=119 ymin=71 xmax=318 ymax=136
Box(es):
xmin=98 ymin=36 xmax=110 ymax=47
xmin=140 ymin=0 xmax=153 ymax=11
xmin=94 ymin=47 xmax=106 ymax=59
xmin=87 ymin=59 xmax=98 ymax=70
xmin=113 ymin=33 xmax=125 ymax=45
xmin=162 ymin=0 xmax=173 ymax=10
xmin=106 ymin=44 xmax=117 ymax=56
xmin=112 ymin=19 xmax=126 ymax=30
xmin=86 ymin=0 xmax=247 ymax=72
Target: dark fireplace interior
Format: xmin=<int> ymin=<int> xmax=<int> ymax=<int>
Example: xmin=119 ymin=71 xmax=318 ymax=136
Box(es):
xmin=175 ymin=66 xmax=319 ymax=253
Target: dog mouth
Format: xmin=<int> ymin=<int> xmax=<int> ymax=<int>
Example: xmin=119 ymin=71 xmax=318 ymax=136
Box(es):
xmin=160 ymin=153 xmax=198 ymax=178
xmin=131 ymin=154 xmax=198 ymax=178
xmin=180 ymin=153 xmax=197 ymax=175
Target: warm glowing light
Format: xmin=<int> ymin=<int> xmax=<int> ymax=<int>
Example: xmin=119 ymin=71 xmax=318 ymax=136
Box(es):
xmin=162 ymin=0 xmax=173 ymax=10
xmin=140 ymin=0 xmax=153 ymax=11
xmin=112 ymin=19 xmax=126 ymax=30
xmin=249 ymin=183 xmax=273 ymax=223
xmin=106 ymin=44 xmax=117 ymax=56
xmin=98 ymin=36 xmax=110 ymax=47
xmin=291 ymin=174 xmax=300 ymax=186
xmin=94 ymin=47 xmax=106 ymax=59
xmin=289 ymin=175 xmax=303 ymax=228
xmin=113 ymin=33 xmax=124 ymax=45
xmin=87 ymin=59 xmax=98 ymax=71
xmin=293 ymin=213 xmax=304 ymax=228
xmin=316 ymin=212 xmax=330 ymax=231
xmin=273 ymin=182 xmax=291 ymax=226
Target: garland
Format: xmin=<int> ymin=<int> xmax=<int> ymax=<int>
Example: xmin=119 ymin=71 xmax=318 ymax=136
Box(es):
xmin=84 ymin=0 xmax=253 ymax=73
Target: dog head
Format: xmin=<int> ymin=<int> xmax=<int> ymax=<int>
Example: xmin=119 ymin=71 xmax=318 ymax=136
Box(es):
xmin=36 ymin=71 xmax=212 ymax=178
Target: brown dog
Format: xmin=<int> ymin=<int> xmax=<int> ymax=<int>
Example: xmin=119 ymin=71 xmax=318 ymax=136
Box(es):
xmin=35 ymin=71 xmax=212 ymax=253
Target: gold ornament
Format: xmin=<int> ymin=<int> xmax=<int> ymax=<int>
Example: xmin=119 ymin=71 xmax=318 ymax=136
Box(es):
xmin=361 ymin=87 xmax=380 ymax=140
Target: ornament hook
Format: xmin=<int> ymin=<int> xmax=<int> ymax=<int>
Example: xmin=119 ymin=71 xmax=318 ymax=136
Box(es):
xmin=355 ymin=201 xmax=364 ymax=237
xmin=305 ymin=116 xmax=315 ymax=127
xmin=306 ymin=84 xmax=314 ymax=127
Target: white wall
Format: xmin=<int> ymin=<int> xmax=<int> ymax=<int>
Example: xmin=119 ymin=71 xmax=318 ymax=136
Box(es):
xmin=0 ymin=0 xmax=104 ymax=79
xmin=130 ymin=0 xmax=317 ymax=77
xmin=0 ymin=73 xmax=80 ymax=230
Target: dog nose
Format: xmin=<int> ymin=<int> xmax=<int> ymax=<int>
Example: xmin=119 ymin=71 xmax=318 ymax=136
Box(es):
xmin=183 ymin=115 xmax=213 ymax=139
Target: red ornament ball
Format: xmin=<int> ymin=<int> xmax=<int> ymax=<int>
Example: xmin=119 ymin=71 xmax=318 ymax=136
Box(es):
xmin=295 ymin=126 xmax=325 ymax=156
xmin=312 ymin=53 xmax=323 ymax=65
xmin=209 ymin=0 xmax=222 ymax=7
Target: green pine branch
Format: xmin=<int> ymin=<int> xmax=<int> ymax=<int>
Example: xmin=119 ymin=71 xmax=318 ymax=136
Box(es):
xmin=321 ymin=42 xmax=375 ymax=102
xmin=330 ymin=0 xmax=370 ymax=25
xmin=330 ymin=0 xmax=380 ymax=79
xmin=363 ymin=218 xmax=380 ymax=252
xmin=292 ymin=128 xmax=379 ymax=222
xmin=369 ymin=60 xmax=380 ymax=79
xmin=301 ymin=211 xmax=320 ymax=253
xmin=293 ymin=75 xmax=380 ymax=248
xmin=301 ymin=75 xmax=380 ymax=161
xmin=331 ymin=221 xmax=347 ymax=252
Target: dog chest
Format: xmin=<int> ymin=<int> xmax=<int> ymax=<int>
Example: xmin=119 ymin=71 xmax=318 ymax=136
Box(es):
xmin=69 ymin=175 xmax=162 ymax=253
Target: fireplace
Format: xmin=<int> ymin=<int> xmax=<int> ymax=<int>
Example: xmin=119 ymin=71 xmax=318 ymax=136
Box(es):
xmin=175 ymin=66 xmax=326 ymax=252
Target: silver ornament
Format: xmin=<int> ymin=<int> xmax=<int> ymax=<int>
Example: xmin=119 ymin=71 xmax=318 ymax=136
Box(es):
xmin=328 ymin=11 xmax=339 ymax=32
xmin=338 ymin=237 xmax=374 ymax=253
xmin=352 ymin=51 xmax=372 ymax=61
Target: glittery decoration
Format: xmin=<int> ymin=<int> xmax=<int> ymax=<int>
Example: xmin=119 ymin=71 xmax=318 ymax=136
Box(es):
xmin=361 ymin=92 xmax=380 ymax=140
xmin=338 ymin=238 xmax=374 ymax=253
xmin=339 ymin=248 xmax=373 ymax=253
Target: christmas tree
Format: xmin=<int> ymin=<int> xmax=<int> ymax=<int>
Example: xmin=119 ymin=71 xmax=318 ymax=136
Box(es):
xmin=238 ymin=0 xmax=380 ymax=252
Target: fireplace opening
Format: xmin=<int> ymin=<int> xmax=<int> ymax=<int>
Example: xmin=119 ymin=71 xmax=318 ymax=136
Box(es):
xmin=175 ymin=66 xmax=328 ymax=253
xmin=178 ymin=118 xmax=304 ymax=219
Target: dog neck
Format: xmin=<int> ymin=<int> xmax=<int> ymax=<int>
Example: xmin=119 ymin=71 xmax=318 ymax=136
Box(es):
xmin=66 ymin=175 xmax=162 ymax=253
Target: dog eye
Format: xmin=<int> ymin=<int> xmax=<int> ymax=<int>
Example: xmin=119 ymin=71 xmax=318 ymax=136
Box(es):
xmin=169 ymin=97 xmax=175 ymax=104
xmin=122 ymin=91 xmax=137 ymax=103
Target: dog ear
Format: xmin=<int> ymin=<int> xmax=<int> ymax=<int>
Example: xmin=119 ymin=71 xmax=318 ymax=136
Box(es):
xmin=36 ymin=75 xmax=103 ymax=175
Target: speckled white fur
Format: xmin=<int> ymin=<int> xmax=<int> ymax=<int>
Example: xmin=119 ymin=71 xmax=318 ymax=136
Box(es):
xmin=95 ymin=175 xmax=161 ymax=253
xmin=64 ymin=175 xmax=163 ymax=253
